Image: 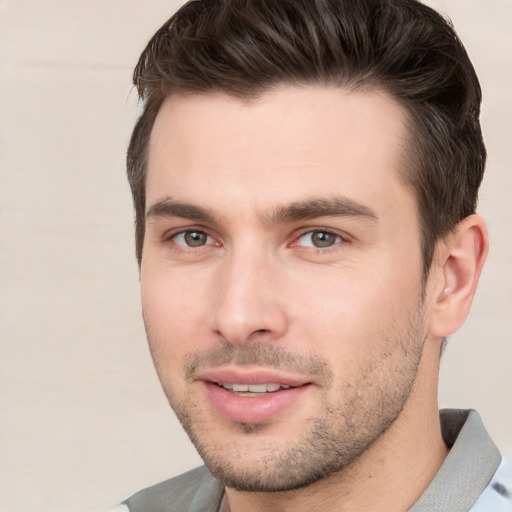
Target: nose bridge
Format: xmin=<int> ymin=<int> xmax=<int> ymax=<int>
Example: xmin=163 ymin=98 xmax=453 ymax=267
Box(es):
xmin=209 ymin=240 xmax=287 ymax=344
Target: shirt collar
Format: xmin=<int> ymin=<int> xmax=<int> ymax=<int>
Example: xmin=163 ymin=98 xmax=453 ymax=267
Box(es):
xmin=409 ymin=409 xmax=502 ymax=512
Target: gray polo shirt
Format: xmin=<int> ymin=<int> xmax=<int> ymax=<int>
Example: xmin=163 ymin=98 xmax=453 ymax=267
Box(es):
xmin=115 ymin=409 xmax=511 ymax=512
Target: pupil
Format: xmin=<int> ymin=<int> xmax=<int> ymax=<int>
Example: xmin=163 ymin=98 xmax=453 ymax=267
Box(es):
xmin=185 ymin=231 xmax=206 ymax=247
xmin=312 ymin=231 xmax=335 ymax=247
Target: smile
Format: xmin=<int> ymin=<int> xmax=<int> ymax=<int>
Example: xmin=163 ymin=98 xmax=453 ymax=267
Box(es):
xmin=205 ymin=380 xmax=311 ymax=423
xmin=216 ymin=382 xmax=292 ymax=396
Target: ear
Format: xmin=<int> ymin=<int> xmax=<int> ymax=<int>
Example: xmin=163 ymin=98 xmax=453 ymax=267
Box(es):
xmin=428 ymin=214 xmax=488 ymax=338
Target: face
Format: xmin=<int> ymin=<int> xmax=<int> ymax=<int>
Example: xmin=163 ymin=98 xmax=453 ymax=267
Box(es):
xmin=141 ymin=86 xmax=429 ymax=492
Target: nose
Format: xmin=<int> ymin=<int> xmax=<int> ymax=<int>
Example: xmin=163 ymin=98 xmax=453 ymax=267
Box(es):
xmin=208 ymin=248 xmax=289 ymax=345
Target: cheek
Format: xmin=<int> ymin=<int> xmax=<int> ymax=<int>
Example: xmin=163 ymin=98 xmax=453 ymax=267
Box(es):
xmin=140 ymin=267 xmax=211 ymax=368
xmin=290 ymin=263 xmax=422 ymax=360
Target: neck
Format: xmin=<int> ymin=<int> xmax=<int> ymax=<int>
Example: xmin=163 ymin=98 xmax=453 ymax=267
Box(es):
xmin=225 ymin=341 xmax=448 ymax=512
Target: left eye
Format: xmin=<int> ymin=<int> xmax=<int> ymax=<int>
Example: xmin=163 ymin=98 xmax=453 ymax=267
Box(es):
xmin=172 ymin=230 xmax=213 ymax=247
xmin=297 ymin=230 xmax=342 ymax=248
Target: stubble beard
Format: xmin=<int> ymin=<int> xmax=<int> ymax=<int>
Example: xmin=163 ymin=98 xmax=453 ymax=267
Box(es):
xmin=148 ymin=305 xmax=427 ymax=493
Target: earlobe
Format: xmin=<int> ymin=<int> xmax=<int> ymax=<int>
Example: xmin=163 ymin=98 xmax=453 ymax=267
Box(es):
xmin=429 ymin=214 xmax=488 ymax=338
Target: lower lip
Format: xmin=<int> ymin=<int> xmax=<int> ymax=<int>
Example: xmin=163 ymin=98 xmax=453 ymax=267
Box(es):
xmin=204 ymin=382 xmax=310 ymax=424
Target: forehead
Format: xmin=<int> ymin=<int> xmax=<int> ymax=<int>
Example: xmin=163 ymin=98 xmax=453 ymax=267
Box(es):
xmin=146 ymin=86 xmax=412 ymax=217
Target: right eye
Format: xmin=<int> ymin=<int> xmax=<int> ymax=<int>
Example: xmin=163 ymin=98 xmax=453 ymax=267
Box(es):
xmin=172 ymin=230 xmax=214 ymax=248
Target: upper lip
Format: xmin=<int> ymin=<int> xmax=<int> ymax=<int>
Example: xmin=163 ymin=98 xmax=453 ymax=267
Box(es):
xmin=195 ymin=366 xmax=312 ymax=387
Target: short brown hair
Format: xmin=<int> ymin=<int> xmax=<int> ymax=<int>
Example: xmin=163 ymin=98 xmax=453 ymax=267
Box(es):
xmin=127 ymin=0 xmax=485 ymax=276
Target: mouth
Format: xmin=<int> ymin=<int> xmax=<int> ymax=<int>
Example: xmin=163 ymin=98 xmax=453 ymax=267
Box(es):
xmin=198 ymin=369 xmax=313 ymax=424
xmin=215 ymin=382 xmax=293 ymax=396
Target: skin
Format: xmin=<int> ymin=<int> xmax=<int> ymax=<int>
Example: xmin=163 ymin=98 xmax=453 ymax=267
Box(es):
xmin=140 ymin=86 xmax=488 ymax=512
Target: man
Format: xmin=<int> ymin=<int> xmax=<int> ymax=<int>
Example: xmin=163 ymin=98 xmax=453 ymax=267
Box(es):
xmin=114 ymin=0 xmax=511 ymax=510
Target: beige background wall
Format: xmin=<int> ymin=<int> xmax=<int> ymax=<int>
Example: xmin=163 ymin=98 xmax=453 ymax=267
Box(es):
xmin=0 ymin=1 xmax=510 ymax=511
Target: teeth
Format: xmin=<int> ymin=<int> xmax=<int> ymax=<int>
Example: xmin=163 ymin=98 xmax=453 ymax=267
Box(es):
xmin=247 ymin=384 xmax=267 ymax=392
xmin=218 ymin=382 xmax=292 ymax=393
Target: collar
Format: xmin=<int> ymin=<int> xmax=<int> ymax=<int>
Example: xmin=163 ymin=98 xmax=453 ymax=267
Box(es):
xmin=409 ymin=409 xmax=502 ymax=512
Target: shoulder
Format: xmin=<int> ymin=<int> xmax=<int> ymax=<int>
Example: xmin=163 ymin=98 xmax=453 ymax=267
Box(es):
xmin=120 ymin=466 xmax=224 ymax=512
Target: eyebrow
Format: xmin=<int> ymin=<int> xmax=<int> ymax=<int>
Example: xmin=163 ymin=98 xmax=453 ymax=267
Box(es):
xmin=266 ymin=197 xmax=378 ymax=224
xmin=146 ymin=198 xmax=216 ymax=223
xmin=145 ymin=196 xmax=378 ymax=225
